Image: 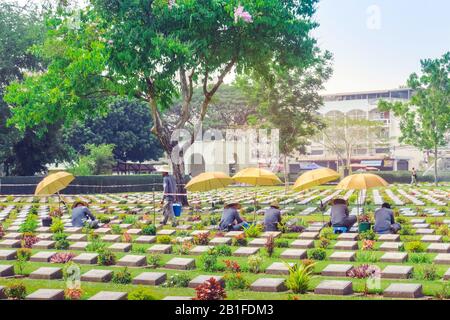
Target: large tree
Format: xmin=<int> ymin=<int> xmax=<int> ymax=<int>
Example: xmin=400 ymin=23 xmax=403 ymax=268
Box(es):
xmin=64 ymin=98 xmax=163 ymax=162
xmin=5 ymin=0 xmax=321 ymax=203
xmin=379 ymin=52 xmax=450 ymax=185
xmin=0 ymin=1 xmax=69 ymax=176
xmin=237 ymin=51 xmax=333 ymax=187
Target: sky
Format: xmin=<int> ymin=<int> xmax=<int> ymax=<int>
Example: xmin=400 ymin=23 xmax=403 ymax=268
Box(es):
xmin=314 ymin=0 xmax=450 ymax=94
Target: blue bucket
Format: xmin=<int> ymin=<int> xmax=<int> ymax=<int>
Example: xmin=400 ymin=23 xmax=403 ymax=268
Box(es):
xmin=173 ymin=203 xmax=182 ymax=217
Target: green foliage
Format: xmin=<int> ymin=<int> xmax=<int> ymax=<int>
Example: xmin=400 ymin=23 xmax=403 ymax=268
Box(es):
xmin=435 ymin=283 xmax=450 ymax=300
xmin=112 ymin=267 xmax=132 ymax=284
xmin=200 ymin=250 xmax=220 ymax=272
xmin=50 ymin=218 xmax=65 ymax=233
xmin=359 ymin=229 xmax=376 ymax=241
xmin=399 ymin=224 xmax=415 ymax=236
xmin=53 ymin=233 xmax=70 ymax=250
xmin=157 ymin=235 xmax=172 ymax=244
xmin=86 ymin=238 xmax=106 ymax=252
xmin=215 ymin=245 xmax=232 ymax=257
xmin=414 ymin=264 xmax=438 ymax=281
xmin=320 ymin=227 xmax=337 ymax=240
xmin=128 ymin=287 xmax=156 ymax=300
xmin=110 ymin=224 xmax=122 ymax=235
xmin=97 ymin=249 xmax=116 ymax=266
xmin=319 ymin=237 xmax=330 ymax=249
xmin=405 ymin=241 xmax=426 ymax=253
xmin=356 ymin=252 xmax=379 ymax=263
xmin=19 ymin=215 xmax=38 ymax=233
xmin=378 ymin=52 xmax=450 ymax=184
xmin=4 ymin=282 xmax=27 ymax=300
xmin=147 ymin=254 xmax=161 ymax=269
xmin=244 ymin=223 xmax=263 ymax=238
xmin=68 ymin=144 xmax=116 ymax=176
xmin=409 ymin=253 xmax=432 ymax=264
xmin=247 ymin=255 xmax=263 ymax=273
xmin=224 ymin=272 xmax=249 ymax=290
xmin=142 ymin=224 xmax=157 ymax=236
xmin=163 ymin=273 xmax=191 ymax=288
xmin=285 ymin=262 xmax=315 ymax=294
xmin=275 ymin=238 xmax=289 ymax=248
xmin=308 ymin=248 xmax=327 ymax=261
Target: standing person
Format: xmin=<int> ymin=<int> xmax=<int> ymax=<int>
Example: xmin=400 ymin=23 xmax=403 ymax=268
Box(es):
xmin=71 ymin=201 xmax=99 ymax=228
xmin=158 ymin=165 xmax=178 ymax=227
xmin=219 ymin=202 xmax=246 ymax=231
xmin=264 ymin=200 xmax=282 ymax=232
xmin=411 ymin=167 xmax=418 ymax=185
xmin=330 ymin=198 xmax=356 ymax=230
xmin=374 ymin=203 xmax=401 ymax=234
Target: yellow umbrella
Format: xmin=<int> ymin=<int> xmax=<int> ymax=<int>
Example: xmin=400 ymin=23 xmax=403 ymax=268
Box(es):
xmin=336 ymin=173 xmax=389 ymax=219
xmin=336 ymin=173 xmax=388 ymax=190
xmin=293 ymin=168 xmax=340 ymax=192
xmin=232 ymin=167 xmax=282 ymax=186
xmin=35 ymin=172 xmax=75 ymax=196
xmin=232 ymin=167 xmax=282 ymax=222
xmin=185 ymin=172 xmax=233 ymax=192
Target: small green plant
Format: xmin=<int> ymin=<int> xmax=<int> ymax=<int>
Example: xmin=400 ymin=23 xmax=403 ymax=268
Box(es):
xmin=356 ymin=252 xmax=379 ymax=263
xmin=414 ymin=264 xmax=438 ymax=281
xmin=264 ymin=235 xmax=275 ymax=257
xmin=244 ymin=223 xmax=263 ymax=238
xmin=405 ymin=241 xmax=425 ymax=253
xmin=285 ymin=262 xmax=315 ymax=294
xmin=215 ymin=245 xmax=232 ymax=256
xmin=147 ymin=254 xmax=161 ymax=268
xmin=437 ymin=224 xmax=449 ymax=236
xmin=50 ymin=218 xmax=65 ymax=233
xmin=320 ymin=227 xmax=338 ymax=240
xmin=15 ymin=248 xmax=32 ymax=275
xmin=142 ymin=224 xmax=157 ymax=235
xmin=399 ymin=224 xmax=415 ymax=236
xmin=111 ymin=224 xmax=122 ymax=234
xmin=224 ymin=272 xmax=249 ymax=290
xmin=200 ymin=250 xmax=220 ymax=272
xmin=163 ymin=273 xmax=191 ymax=288
xmin=409 ymin=253 xmax=432 ymax=264
xmin=112 ymin=267 xmax=132 ymax=284
xmin=97 ymin=249 xmax=116 ymax=266
xmin=247 ymin=254 xmax=263 ymax=273
xmin=359 ymin=229 xmax=376 ymax=241
xmin=157 ymin=235 xmax=172 ymax=244
xmin=86 ymin=239 xmax=106 ymax=252
xmin=122 ymin=215 xmax=138 ymax=225
xmin=319 ymin=237 xmax=330 ymax=249
xmin=5 ymin=282 xmax=27 ymax=300
xmin=231 ymin=233 xmax=247 ymax=246
xmin=434 ymin=283 xmax=450 ymax=300
xmin=275 ymin=238 xmax=289 ymax=248
xmin=53 ymin=232 xmax=70 ymax=250
xmin=132 ymin=245 xmax=147 ymax=254
xmin=128 ymin=287 xmax=156 ymax=300
xmin=308 ymin=248 xmax=327 ymax=261
xmin=19 ymin=216 xmax=38 ymax=233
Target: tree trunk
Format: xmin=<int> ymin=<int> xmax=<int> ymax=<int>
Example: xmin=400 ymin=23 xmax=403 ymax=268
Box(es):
xmin=172 ymin=160 xmax=189 ymax=206
xmin=434 ymin=145 xmax=439 ymax=186
xmin=283 ymin=154 xmax=289 ymax=192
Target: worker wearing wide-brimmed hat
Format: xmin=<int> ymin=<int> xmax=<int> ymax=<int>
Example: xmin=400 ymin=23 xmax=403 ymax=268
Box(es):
xmin=330 ymin=197 xmax=356 ymax=230
xmin=218 ymin=201 xmax=246 ymax=231
xmin=71 ymin=201 xmax=98 ymax=228
xmin=157 ymin=165 xmax=178 ymax=227
xmin=264 ymin=200 xmax=282 ymax=232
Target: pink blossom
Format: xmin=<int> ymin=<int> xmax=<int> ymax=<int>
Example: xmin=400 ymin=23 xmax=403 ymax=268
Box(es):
xmin=234 ymin=5 xmax=253 ymax=23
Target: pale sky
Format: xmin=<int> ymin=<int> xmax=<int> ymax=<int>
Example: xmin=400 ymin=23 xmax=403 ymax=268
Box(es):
xmin=315 ymin=0 xmax=450 ymax=94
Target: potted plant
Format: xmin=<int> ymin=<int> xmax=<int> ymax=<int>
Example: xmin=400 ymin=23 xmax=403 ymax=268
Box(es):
xmin=358 ymin=214 xmax=372 ymax=233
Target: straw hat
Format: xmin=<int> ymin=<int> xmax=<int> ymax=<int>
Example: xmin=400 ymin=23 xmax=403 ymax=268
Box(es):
xmin=269 ymin=200 xmax=280 ymax=208
xmin=224 ymin=201 xmax=242 ymax=209
xmin=72 ymin=201 xmax=88 ymax=209
xmin=156 ymin=165 xmax=171 ymax=173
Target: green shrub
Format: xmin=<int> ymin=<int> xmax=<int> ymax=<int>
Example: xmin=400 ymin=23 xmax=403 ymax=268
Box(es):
xmin=308 ymin=248 xmax=326 ymax=261
xmin=128 ymin=287 xmax=156 ymax=300
xmin=157 ymin=235 xmax=172 ymax=244
xmin=399 ymin=225 xmax=415 ymax=236
xmin=5 ymin=282 xmax=27 ymax=300
xmin=409 ymin=253 xmax=432 ymax=264
xmin=111 ymin=224 xmax=122 ymax=234
xmin=359 ymin=229 xmax=376 ymax=241
xmin=275 ymin=238 xmax=289 ymax=248
xmin=132 ymin=245 xmax=147 ymax=254
xmin=97 ymin=249 xmax=116 ymax=266
xmin=319 ymin=237 xmax=330 ymax=249
xmin=147 ymin=254 xmax=161 ymax=268
xmin=244 ymin=224 xmax=262 ymax=238
xmin=122 ymin=215 xmax=138 ymax=225
xmin=405 ymin=241 xmax=425 ymax=253
xmin=163 ymin=273 xmax=191 ymax=288
xmin=356 ymin=252 xmax=379 ymax=263
xmin=112 ymin=267 xmax=132 ymax=284
xmin=49 ymin=218 xmax=65 ymax=233
xmin=200 ymin=250 xmax=220 ymax=272
xmin=320 ymin=227 xmax=337 ymax=240
xmin=414 ymin=264 xmax=438 ymax=281
xmin=19 ymin=216 xmax=38 ymax=233
xmin=86 ymin=239 xmax=106 ymax=252
xmin=142 ymin=224 xmax=157 ymax=235
xmin=247 ymin=255 xmax=263 ymax=273
xmin=224 ymin=272 xmax=249 ymax=290
xmin=215 ymin=245 xmax=232 ymax=256
xmin=285 ymin=262 xmax=315 ymax=294
xmin=435 ymin=283 xmax=450 ymax=300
